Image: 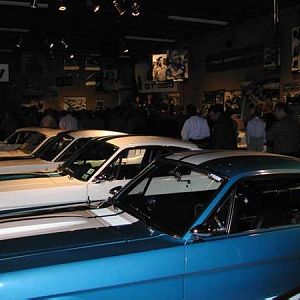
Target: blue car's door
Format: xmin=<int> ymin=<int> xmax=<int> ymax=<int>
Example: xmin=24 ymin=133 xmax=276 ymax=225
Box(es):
xmin=184 ymin=174 xmax=300 ymax=300
xmin=184 ymin=227 xmax=300 ymax=300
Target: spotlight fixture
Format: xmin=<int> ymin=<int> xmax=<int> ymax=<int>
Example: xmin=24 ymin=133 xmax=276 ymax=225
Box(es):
xmin=45 ymin=38 xmax=54 ymax=49
xmin=61 ymin=38 xmax=69 ymax=48
xmin=113 ymin=0 xmax=125 ymax=16
xmin=86 ymin=0 xmax=100 ymax=13
xmin=69 ymin=53 xmax=74 ymax=59
xmin=58 ymin=0 xmax=66 ymax=11
xmin=30 ymin=0 xmax=38 ymax=8
xmin=15 ymin=37 xmax=23 ymax=48
xmin=131 ymin=1 xmax=140 ymax=16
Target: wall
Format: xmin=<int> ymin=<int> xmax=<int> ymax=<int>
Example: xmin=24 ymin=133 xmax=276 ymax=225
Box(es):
xmin=0 ymin=52 xmax=129 ymax=111
xmin=185 ymin=5 xmax=300 ymax=108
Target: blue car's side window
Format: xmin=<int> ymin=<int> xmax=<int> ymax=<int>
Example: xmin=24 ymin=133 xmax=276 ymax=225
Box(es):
xmin=197 ymin=174 xmax=300 ymax=238
xmin=230 ymin=175 xmax=300 ymax=234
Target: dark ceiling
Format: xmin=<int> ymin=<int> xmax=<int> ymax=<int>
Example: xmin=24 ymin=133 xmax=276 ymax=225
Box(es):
xmin=0 ymin=0 xmax=299 ymax=59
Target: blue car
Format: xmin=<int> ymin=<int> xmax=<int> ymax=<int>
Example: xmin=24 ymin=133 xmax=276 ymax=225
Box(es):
xmin=1 ymin=150 xmax=300 ymax=299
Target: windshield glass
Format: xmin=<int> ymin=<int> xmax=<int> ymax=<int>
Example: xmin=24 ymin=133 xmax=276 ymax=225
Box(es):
xmin=115 ymin=160 xmax=224 ymax=237
xmin=62 ymin=139 xmax=118 ymax=181
xmin=56 ymin=137 xmax=91 ymax=162
xmin=20 ymin=132 xmax=47 ymax=154
xmin=36 ymin=134 xmax=74 ymax=161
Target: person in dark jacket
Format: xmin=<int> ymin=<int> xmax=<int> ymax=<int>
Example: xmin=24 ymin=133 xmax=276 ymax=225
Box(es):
xmin=208 ymin=104 xmax=237 ymax=150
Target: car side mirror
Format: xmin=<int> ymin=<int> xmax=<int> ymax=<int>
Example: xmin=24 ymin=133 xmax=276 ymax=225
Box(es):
xmin=190 ymin=224 xmax=214 ymax=240
xmin=190 ymin=219 xmax=226 ymax=241
xmin=109 ymin=185 xmax=122 ymax=196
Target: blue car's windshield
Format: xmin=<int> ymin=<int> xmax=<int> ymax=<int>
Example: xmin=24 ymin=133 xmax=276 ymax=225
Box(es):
xmin=115 ymin=160 xmax=224 ymax=237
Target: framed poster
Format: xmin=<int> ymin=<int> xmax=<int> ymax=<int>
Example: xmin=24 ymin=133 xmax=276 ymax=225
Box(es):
xmin=63 ymin=97 xmax=86 ymax=111
xmin=166 ymin=49 xmax=188 ymax=81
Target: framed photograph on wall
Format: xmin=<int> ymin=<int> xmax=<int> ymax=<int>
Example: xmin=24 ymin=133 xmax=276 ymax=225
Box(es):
xmin=152 ymin=53 xmax=167 ymax=82
xmin=166 ymin=49 xmax=188 ymax=81
xmin=63 ymin=97 xmax=87 ymax=111
xmin=292 ymin=26 xmax=300 ymax=72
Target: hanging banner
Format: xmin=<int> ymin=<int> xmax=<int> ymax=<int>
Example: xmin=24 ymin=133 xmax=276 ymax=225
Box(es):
xmin=0 ymin=64 xmax=9 ymax=82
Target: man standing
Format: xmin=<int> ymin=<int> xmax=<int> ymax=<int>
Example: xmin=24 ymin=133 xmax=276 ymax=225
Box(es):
xmin=266 ymin=102 xmax=300 ymax=156
xmin=246 ymin=107 xmax=266 ymax=151
xmin=40 ymin=108 xmax=57 ymax=129
xmin=209 ymin=104 xmax=237 ymax=150
xmin=181 ymin=104 xmax=210 ymax=148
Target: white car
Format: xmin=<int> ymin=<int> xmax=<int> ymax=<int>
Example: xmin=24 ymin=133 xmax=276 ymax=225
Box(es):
xmin=0 ymin=135 xmax=199 ymax=212
xmin=0 ymin=130 xmax=126 ymax=174
xmin=0 ymin=127 xmax=64 ymax=158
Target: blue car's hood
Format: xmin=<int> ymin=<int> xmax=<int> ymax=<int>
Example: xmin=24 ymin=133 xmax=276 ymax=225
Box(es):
xmin=0 ymin=209 xmax=181 ymax=273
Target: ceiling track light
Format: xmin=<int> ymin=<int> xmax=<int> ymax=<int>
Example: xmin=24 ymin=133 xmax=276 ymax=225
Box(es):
xmin=58 ymin=0 xmax=66 ymax=11
xmin=45 ymin=38 xmax=54 ymax=49
xmin=113 ymin=0 xmax=125 ymax=16
xmin=61 ymin=38 xmax=69 ymax=48
xmin=15 ymin=37 xmax=23 ymax=48
xmin=30 ymin=0 xmax=38 ymax=8
xmin=86 ymin=0 xmax=100 ymax=13
xmin=131 ymin=1 xmax=140 ymax=16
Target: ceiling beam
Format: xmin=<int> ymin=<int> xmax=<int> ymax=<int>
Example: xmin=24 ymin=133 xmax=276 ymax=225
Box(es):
xmin=167 ymin=15 xmax=228 ymax=26
xmin=0 ymin=1 xmax=48 ymax=8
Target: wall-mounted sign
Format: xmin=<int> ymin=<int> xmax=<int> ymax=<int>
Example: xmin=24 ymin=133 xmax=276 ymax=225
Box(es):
xmin=0 ymin=64 xmax=9 ymax=82
xmin=205 ymin=45 xmax=263 ymax=72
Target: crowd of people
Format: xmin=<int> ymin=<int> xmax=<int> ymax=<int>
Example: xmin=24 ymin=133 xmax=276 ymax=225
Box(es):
xmin=0 ymin=94 xmax=299 ymax=157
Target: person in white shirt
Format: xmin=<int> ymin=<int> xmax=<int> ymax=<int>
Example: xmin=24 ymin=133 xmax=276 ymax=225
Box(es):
xmin=246 ymin=108 xmax=266 ymax=151
xmin=59 ymin=108 xmax=79 ymax=130
xmin=181 ymin=104 xmax=210 ymax=148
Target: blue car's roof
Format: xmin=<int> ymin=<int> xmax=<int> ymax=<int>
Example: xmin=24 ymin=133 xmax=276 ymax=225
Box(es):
xmin=165 ymin=150 xmax=300 ymax=178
